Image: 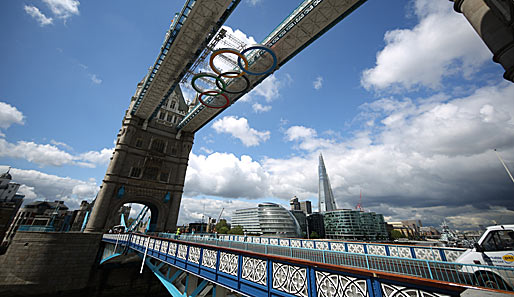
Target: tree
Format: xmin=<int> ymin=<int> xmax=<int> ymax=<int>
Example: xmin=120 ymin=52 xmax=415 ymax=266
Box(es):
xmin=228 ymin=225 xmax=244 ymax=235
xmin=310 ymin=231 xmax=319 ymax=239
xmin=218 ymin=226 xmax=229 ymax=234
xmin=215 ymin=219 xmax=230 ymax=234
xmin=390 ymin=230 xmax=406 ymax=240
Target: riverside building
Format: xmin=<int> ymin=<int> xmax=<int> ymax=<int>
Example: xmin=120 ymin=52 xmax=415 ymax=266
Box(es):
xmin=232 ymin=203 xmax=302 ymax=238
xmin=324 ymin=209 xmax=388 ymax=241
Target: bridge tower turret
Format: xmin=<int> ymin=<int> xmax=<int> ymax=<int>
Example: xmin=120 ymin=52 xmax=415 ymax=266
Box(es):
xmin=85 ymin=86 xmax=193 ymax=233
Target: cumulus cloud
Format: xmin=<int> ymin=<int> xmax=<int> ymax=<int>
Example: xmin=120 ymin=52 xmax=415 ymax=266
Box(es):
xmin=42 ymin=0 xmax=80 ymax=20
xmin=79 ymin=148 xmax=113 ymax=166
xmin=0 ymin=101 xmax=25 ymax=131
xmin=252 ymin=103 xmax=272 ymax=113
xmin=9 ymin=168 xmax=98 ymax=209
xmin=247 ymin=74 xmax=282 ymax=102
xmin=0 ymin=137 xmax=113 ymax=168
xmin=185 ymin=152 xmax=270 ymax=199
xmin=212 ymin=116 xmax=270 ymax=147
xmin=285 ymin=126 xmax=333 ymax=151
xmin=0 ymin=139 xmax=75 ymax=166
xmin=186 ymin=82 xmax=514 ymax=229
xmin=313 ymin=76 xmax=323 ymax=90
xmin=24 ymin=5 xmax=53 ymax=26
xmin=361 ymin=0 xmax=491 ymax=91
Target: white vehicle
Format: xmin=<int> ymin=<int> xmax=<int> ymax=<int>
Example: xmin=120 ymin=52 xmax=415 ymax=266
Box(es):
xmin=455 ymin=225 xmax=514 ymax=290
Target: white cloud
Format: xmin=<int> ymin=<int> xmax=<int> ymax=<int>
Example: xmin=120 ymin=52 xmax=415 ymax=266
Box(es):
xmin=199 ymin=147 xmax=213 ymax=154
xmin=249 ymin=74 xmax=281 ymax=102
xmin=50 ymin=139 xmax=73 ymax=150
xmin=42 ymin=0 xmax=80 ymax=20
xmin=212 ymin=116 xmax=270 ymax=147
xmin=79 ymin=148 xmax=113 ymax=166
xmin=185 ymin=152 xmax=270 ymax=199
xmin=89 ymin=74 xmax=102 ymax=84
xmin=361 ymin=0 xmax=491 ymax=91
xmin=0 ymin=101 xmax=25 ymax=130
xmin=24 ymin=5 xmax=53 ymax=26
xmin=0 ymin=137 xmax=113 ymax=168
xmin=245 ymin=0 xmax=262 ymax=7
xmin=252 ymin=103 xmax=272 ymax=113
xmin=0 ymin=139 xmax=76 ymax=167
xmin=185 ymin=82 xmax=514 ymax=229
xmin=9 ymin=168 xmax=98 ymax=209
xmin=17 ymin=184 xmax=37 ymax=199
xmin=285 ymin=125 xmax=333 ymax=151
xmin=313 ymin=76 xmax=323 ymax=90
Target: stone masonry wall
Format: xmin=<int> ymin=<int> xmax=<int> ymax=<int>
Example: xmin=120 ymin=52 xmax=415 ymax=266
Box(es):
xmin=0 ymin=231 xmax=103 ymax=296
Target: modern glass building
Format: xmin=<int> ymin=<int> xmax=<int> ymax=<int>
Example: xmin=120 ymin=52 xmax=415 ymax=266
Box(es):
xmin=318 ymin=153 xmax=337 ymax=213
xmin=324 ymin=209 xmax=388 ymax=241
xmin=232 ymin=203 xmax=302 ymax=238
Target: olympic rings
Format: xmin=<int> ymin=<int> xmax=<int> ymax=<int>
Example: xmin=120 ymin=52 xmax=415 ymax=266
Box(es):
xmin=190 ymin=44 xmax=277 ymax=109
xmin=215 ymin=72 xmax=250 ymax=94
xmin=209 ymin=48 xmax=248 ymax=78
xmin=237 ymin=45 xmax=277 ymax=76
xmin=191 ymin=73 xmax=227 ymax=94
xmin=198 ymin=90 xmax=230 ymax=109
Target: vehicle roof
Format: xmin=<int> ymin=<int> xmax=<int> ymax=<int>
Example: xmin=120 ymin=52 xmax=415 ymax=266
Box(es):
xmin=486 ymin=225 xmax=514 ymax=231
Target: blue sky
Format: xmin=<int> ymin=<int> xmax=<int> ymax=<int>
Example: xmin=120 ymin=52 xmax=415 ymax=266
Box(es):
xmin=1 ymin=0 xmax=513 ymax=230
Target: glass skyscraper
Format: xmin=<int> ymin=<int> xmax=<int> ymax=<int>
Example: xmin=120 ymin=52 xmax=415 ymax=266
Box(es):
xmin=318 ymin=153 xmax=337 ymax=213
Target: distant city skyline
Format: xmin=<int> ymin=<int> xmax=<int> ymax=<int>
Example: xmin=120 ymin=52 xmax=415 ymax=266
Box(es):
xmin=1 ymin=0 xmax=513 ymax=230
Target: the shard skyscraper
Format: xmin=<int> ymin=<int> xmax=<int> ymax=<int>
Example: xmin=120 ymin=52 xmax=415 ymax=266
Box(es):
xmin=318 ymin=153 xmax=337 ymax=213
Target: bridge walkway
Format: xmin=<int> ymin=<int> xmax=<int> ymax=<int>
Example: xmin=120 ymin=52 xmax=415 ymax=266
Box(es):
xmin=102 ymin=233 xmax=514 ymax=297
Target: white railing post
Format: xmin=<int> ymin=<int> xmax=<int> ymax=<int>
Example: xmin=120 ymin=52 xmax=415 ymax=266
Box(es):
xmin=114 ymin=234 xmax=119 ymax=254
xmin=140 ymin=236 xmax=150 ymax=274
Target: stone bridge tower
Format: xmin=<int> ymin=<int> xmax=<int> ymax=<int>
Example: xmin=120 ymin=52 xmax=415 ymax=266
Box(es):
xmin=85 ymin=81 xmax=193 ymax=233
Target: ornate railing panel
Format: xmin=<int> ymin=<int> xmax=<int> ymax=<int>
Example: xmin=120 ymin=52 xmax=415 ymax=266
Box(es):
xmin=102 ymin=233 xmax=514 ymax=296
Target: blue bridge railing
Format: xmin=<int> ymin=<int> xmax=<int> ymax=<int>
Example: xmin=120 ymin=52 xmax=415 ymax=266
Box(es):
xmin=215 ymin=234 xmax=466 ymax=262
xmin=102 ymin=233 xmax=514 ymax=296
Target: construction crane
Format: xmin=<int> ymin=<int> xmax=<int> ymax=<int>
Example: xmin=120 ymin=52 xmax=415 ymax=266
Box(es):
xmin=494 ymin=149 xmax=514 ymax=184
xmin=217 ymin=207 xmax=224 ymax=223
xmin=356 ymin=189 xmax=364 ymax=211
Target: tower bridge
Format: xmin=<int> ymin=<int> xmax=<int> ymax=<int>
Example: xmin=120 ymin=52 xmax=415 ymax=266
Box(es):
xmin=1 ymin=0 xmax=513 ymax=296
xmin=85 ymin=0 xmax=514 ymax=234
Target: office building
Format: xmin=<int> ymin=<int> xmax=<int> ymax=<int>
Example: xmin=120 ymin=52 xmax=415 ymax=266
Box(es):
xmin=324 ymin=209 xmax=387 ymax=241
xmin=232 ymin=203 xmax=302 ymax=238
xmin=300 ymin=200 xmax=312 ymax=214
xmin=307 ymin=212 xmax=325 ymax=238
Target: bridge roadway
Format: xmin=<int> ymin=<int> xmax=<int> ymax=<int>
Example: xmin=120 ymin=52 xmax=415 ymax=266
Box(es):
xmin=102 ymin=233 xmax=514 ymax=297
